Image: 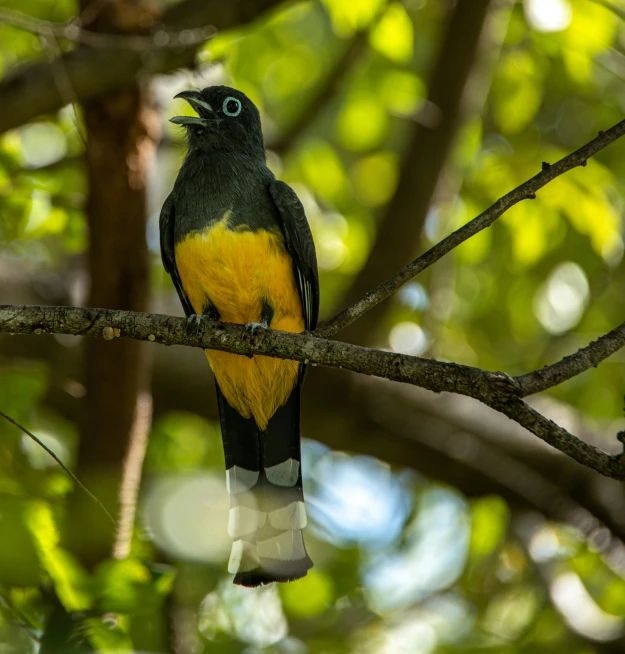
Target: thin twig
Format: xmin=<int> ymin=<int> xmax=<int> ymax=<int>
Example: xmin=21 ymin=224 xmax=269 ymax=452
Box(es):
xmin=2 ymin=305 xmax=625 ymax=479
xmin=317 ymin=119 xmax=625 ymax=337
xmin=0 ymin=0 xmax=286 ymax=134
xmin=0 ymin=410 xmax=114 ymax=523
xmin=516 ymin=321 xmax=625 ymax=396
xmin=38 ymin=34 xmax=87 ymax=146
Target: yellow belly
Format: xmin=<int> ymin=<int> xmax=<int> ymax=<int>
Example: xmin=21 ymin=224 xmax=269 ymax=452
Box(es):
xmin=175 ymin=220 xmax=304 ymax=430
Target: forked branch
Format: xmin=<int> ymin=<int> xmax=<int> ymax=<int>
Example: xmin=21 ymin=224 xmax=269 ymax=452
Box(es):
xmin=317 ymin=119 xmax=625 ymax=337
xmin=1 ymin=304 xmax=625 ymax=479
xmin=2 ymin=119 xmax=625 ymax=480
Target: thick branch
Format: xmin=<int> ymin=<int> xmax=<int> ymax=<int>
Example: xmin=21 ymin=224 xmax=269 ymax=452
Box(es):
xmin=318 ymin=119 xmax=625 ymax=337
xmin=0 ymin=0 xmax=285 ymax=134
xmin=0 ymin=7 xmax=214 ymax=50
xmin=2 ymin=304 xmax=625 ymax=480
xmin=0 ymin=305 xmax=511 ymax=399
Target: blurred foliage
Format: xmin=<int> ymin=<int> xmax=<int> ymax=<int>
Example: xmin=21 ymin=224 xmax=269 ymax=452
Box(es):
xmin=2 ymin=0 xmax=625 ymax=651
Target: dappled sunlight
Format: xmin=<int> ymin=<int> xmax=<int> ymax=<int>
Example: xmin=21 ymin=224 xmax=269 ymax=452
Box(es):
xmin=306 ymin=450 xmax=411 ymax=548
xmin=199 ymin=580 xmax=287 ymax=647
xmin=16 ymin=122 xmax=67 ymax=169
xmin=3 ymin=0 xmax=625 ymax=650
xmin=389 ymin=321 xmax=429 ymax=356
xmin=525 ymin=0 xmax=572 ymax=33
xmin=142 ymin=473 xmax=230 ymax=562
xmin=398 ymin=282 xmax=429 ymax=311
xmin=364 ymin=488 xmax=469 ymax=612
xmin=533 ymin=262 xmax=589 ymax=335
xmin=551 ymin=572 xmax=625 ymax=641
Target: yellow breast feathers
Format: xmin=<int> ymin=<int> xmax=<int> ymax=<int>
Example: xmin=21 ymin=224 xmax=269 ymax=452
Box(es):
xmin=175 ymin=220 xmax=304 ymax=430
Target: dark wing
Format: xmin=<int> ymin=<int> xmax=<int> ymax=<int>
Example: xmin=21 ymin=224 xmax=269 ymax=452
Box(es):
xmin=159 ymin=194 xmax=195 ymax=317
xmin=269 ymin=180 xmax=319 ymax=331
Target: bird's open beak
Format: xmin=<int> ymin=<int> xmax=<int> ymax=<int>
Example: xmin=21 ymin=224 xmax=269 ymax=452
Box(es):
xmin=170 ymin=90 xmax=214 ymax=125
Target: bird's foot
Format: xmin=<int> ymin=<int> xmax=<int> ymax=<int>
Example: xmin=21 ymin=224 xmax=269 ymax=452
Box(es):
xmin=186 ymin=314 xmax=205 ymax=336
xmin=243 ymin=321 xmax=268 ymax=335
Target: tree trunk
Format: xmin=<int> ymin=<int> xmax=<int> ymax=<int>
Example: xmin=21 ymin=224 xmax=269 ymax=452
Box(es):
xmin=66 ymin=1 xmax=159 ymax=568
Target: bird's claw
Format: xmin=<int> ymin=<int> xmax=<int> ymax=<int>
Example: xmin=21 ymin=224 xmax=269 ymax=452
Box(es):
xmin=243 ymin=322 xmax=267 ymax=335
xmin=186 ymin=314 xmax=204 ymax=336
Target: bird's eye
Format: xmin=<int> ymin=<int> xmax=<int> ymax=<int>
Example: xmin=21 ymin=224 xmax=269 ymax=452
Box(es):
xmin=222 ymin=96 xmax=242 ymax=117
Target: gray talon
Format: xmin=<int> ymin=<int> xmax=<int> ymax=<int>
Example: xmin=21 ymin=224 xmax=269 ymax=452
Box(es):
xmin=243 ymin=322 xmax=266 ymax=334
xmin=186 ymin=314 xmax=204 ymax=335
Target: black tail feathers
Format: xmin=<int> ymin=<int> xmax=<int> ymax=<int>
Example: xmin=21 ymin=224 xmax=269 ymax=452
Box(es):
xmin=216 ymin=383 xmax=312 ymax=586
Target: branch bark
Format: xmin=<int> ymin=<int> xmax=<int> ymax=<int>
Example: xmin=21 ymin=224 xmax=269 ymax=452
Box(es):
xmin=516 ymin=321 xmax=625 ymax=396
xmin=4 ymin=311 xmax=625 ymax=550
xmin=2 ymin=304 xmax=625 ymax=480
xmin=0 ymin=0 xmax=285 ymax=134
xmin=319 ymin=120 xmax=625 ymax=337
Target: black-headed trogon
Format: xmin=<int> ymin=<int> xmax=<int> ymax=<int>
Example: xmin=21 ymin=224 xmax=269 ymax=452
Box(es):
xmin=159 ymin=86 xmax=319 ymax=587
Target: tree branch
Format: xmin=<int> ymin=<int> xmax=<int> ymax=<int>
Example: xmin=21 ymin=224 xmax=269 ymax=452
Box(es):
xmin=317 ymin=119 xmax=625 ymax=338
xmin=0 ymin=304 xmax=512 ymax=397
xmin=516 ymin=321 xmax=625 ymax=396
xmin=2 ymin=304 xmax=625 ymax=480
xmin=0 ymin=7 xmax=215 ymax=50
xmin=0 ymin=410 xmax=113 ymax=522
xmin=0 ymin=0 xmax=285 ymax=134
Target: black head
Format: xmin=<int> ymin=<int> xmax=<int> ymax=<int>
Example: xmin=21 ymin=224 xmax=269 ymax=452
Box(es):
xmin=171 ymin=86 xmax=265 ymax=159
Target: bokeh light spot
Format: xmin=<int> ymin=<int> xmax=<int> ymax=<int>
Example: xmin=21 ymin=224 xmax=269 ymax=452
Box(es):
xmin=525 ymin=0 xmax=572 ymax=33
xmin=389 ymin=321 xmax=428 ymax=356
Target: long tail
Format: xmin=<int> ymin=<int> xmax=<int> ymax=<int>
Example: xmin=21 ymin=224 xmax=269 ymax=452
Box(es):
xmin=216 ymin=382 xmax=313 ymax=586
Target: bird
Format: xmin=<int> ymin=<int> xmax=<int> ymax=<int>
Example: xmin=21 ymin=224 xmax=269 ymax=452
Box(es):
xmin=159 ymin=86 xmax=319 ymax=587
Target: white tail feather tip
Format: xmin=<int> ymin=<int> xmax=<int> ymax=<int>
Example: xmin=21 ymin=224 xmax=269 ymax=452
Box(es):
xmin=226 ymin=466 xmax=259 ymax=494
xmin=228 ymin=539 xmax=259 ymax=574
xmin=228 ymin=505 xmax=267 ymax=538
xmin=269 ymin=501 xmax=307 ymax=530
xmin=265 ymin=459 xmax=299 ymax=487
xmin=257 ymin=529 xmax=306 ymax=561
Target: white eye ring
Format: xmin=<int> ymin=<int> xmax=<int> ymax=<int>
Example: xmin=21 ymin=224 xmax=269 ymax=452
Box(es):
xmin=223 ymin=96 xmax=242 ymax=117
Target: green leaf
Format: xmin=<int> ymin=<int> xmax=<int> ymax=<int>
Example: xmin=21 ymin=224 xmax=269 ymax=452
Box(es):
xmin=0 ymin=365 xmax=49 ymax=420
xmin=93 ymin=559 xmax=175 ymax=614
xmin=370 ymin=3 xmax=413 ymax=63
xmin=337 ymin=91 xmax=388 ymax=152
xmin=25 ymin=502 xmax=92 ymax=612
xmin=321 ymin=0 xmax=385 ymax=36
xmin=0 ymin=498 xmax=40 ymax=586
xmin=469 ymin=496 xmax=509 ymax=560
xmin=82 ymin=616 xmax=133 ymax=652
xmin=280 ymin=569 xmax=334 ymax=618
xmin=351 ymin=152 xmax=398 ymax=207
xmin=492 ymin=50 xmax=544 ymax=134
xmin=299 ymin=139 xmax=347 ymax=201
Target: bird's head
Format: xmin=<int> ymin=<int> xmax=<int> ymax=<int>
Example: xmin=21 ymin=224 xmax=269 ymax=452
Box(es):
xmin=170 ymin=86 xmax=264 ymax=158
